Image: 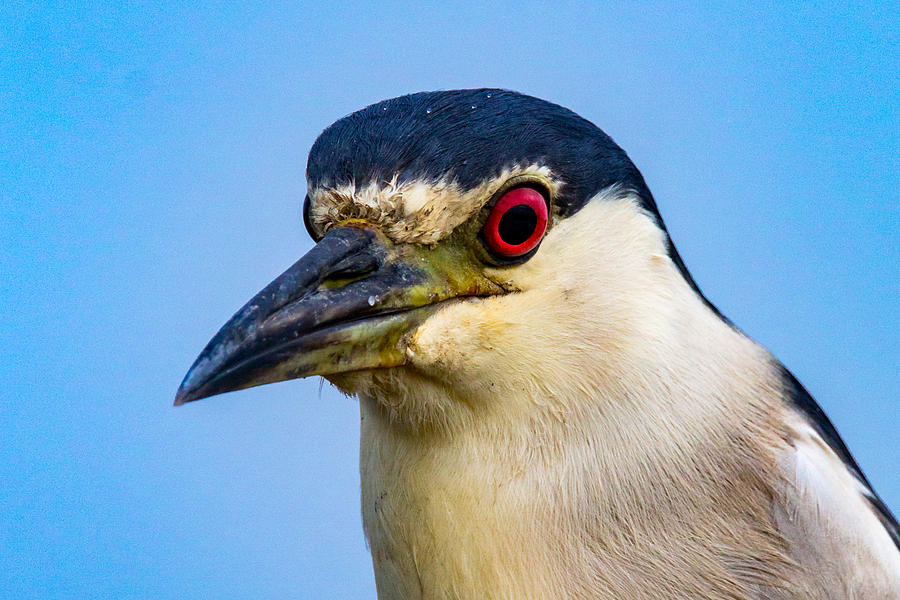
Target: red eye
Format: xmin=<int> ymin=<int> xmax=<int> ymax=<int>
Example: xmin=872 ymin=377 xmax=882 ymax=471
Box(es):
xmin=482 ymin=186 xmax=549 ymax=258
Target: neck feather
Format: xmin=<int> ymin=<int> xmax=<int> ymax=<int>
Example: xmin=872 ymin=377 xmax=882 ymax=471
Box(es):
xmin=358 ymin=303 xmax=791 ymax=599
xmin=351 ymin=195 xmax=794 ymax=598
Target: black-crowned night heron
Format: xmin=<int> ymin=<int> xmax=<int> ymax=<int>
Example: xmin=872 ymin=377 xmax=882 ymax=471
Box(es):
xmin=176 ymin=89 xmax=899 ymax=599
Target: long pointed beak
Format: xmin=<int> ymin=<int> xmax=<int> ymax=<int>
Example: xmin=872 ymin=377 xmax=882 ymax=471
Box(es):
xmin=174 ymin=224 xmax=500 ymax=405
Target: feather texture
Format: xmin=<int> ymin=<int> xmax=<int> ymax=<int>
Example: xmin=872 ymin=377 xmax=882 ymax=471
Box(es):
xmin=328 ymin=192 xmax=900 ymax=598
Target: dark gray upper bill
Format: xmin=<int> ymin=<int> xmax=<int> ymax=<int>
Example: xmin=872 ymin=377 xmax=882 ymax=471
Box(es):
xmin=174 ymin=226 xmax=419 ymax=404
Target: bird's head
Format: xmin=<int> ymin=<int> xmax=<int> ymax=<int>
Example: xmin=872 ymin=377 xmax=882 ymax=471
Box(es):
xmin=176 ymin=89 xmax=711 ymax=434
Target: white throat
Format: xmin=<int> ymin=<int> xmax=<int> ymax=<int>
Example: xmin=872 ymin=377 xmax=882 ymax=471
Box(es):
xmin=351 ymin=195 xmax=792 ymax=599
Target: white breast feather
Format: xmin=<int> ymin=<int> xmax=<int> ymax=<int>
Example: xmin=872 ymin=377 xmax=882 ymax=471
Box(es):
xmin=335 ymin=188 xmax=900 ymax=600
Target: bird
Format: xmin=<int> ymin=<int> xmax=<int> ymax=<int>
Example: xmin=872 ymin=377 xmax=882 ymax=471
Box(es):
xmin=175 ymin=89 xmax=900 ymax=599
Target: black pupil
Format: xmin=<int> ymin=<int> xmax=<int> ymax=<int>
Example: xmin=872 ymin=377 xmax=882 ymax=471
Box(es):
xmin=497 ymin=204 xmax=538 ymax=245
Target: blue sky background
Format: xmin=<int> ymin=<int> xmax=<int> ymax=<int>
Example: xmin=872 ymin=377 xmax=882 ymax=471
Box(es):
xmin=1 ymin=2 xmax=897 ymax=598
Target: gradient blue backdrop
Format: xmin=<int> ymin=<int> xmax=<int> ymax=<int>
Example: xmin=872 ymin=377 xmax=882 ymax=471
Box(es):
xmin=2 ymin=2 xmax=897 ymax=598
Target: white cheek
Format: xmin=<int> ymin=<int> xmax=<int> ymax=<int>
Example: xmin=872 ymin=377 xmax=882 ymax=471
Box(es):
xmin=409 ymin=194 xmax=670 ymax=395
xmin=407 ymin=299 xmax=494 ymax=378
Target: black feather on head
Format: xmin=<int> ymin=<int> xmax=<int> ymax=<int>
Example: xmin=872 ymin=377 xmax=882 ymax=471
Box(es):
xmin=307 ymin=89 xmax=655 ymax=219
xmin=306 ymin=89 xmax=717 ymax=314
